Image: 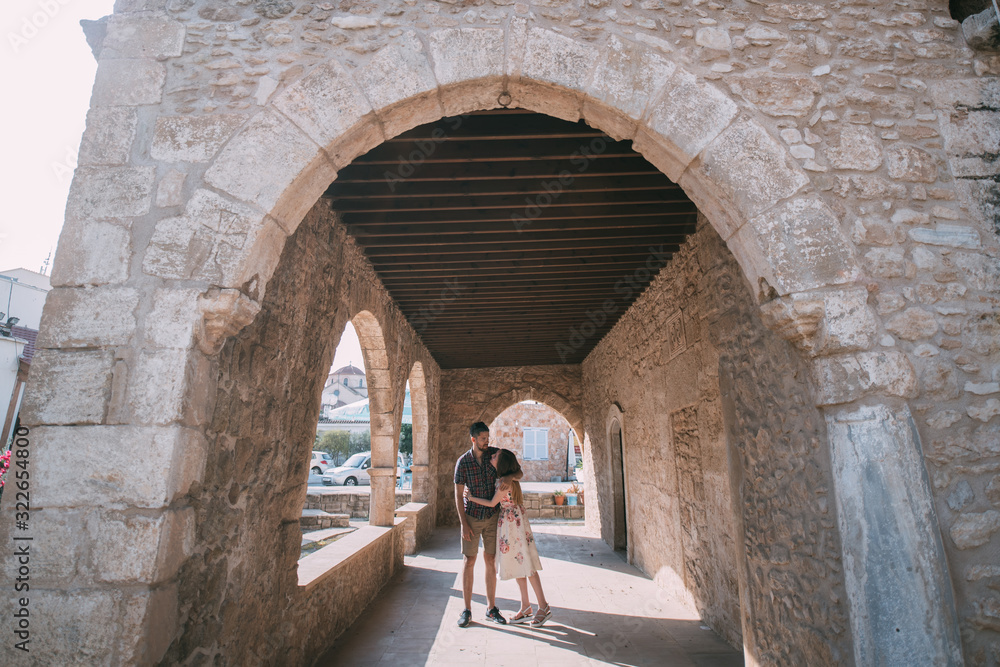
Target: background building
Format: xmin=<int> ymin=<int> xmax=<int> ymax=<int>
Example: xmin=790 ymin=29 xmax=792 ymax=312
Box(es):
xmin=1 ymin=268 xmax=49 ymax=445
xmin=489 ymin=401 xmax=580 ymax=482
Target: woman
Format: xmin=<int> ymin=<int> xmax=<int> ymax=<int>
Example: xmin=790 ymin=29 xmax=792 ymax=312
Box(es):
xmin=466 ymin=448 xmax=552 ymax=626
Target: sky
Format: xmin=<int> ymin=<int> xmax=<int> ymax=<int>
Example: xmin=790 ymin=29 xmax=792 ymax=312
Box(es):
xmin=0 ymin=1 xmax=365 ymax=370
xmin=0 ymin=0 xmax=117 ymax=274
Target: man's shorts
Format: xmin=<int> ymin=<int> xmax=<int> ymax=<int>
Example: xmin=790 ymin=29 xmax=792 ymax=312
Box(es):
xmin=461 ymin=512 xmax=498 ymax=557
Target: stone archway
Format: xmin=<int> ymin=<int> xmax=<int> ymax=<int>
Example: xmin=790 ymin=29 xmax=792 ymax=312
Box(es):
xmin=7 ymin=7 xmax=988 ymax=664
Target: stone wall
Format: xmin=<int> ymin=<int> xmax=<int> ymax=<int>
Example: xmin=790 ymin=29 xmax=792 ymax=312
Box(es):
xmin=582 ymin=217 xmax=853 ymax=663
xmin=489 ymin=400 xmax=575 ymax=482
xmin=305 ymin=489 xmax=413 ymax=519
xmin=155 ymin=200 xmax=439 ymax=664
xmin=436 ymin=365 xmax=583 ymax=526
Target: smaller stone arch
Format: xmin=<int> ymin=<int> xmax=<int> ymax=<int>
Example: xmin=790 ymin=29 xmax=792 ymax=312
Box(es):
xmin=407 ymin=361 xmax=430 ymax=503
xmin=479 ymin=386 xmax=583 ymax=445
xmin=351 ymin=310 xmax=397 ymax=525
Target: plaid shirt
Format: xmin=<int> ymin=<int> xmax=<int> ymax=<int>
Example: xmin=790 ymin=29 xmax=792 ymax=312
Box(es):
xmin=454 ymin=446 xmax=499 ymax=520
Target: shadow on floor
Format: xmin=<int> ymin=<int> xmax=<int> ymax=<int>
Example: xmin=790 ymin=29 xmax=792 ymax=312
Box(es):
xmin=314 ymin=525 xmax=744 ymax=667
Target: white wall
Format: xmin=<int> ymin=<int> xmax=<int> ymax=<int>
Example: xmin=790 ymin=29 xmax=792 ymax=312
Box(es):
xmin=0 ymin=273 xmax=50 ymax=330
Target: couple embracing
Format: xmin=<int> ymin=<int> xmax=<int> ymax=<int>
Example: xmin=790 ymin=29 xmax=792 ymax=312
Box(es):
xmin=454 ymin=421 xmax=552 ymax=628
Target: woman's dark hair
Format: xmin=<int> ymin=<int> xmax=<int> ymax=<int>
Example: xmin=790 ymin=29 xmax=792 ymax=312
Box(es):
xmin=494 ymin=449 xmax=521 ymax=477
xmin=494 ymin=449 xmax=523 ymax=506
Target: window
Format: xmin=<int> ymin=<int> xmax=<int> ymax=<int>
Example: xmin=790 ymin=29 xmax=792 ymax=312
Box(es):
xmin=343 ymin=378 xmax=349 ymax=386
xmin=523 ymin=428 xmax=548 ymax=460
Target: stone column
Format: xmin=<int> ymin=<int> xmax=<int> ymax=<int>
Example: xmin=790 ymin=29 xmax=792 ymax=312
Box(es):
xmin=368 ymin=467 xmax=396 ymax=526
xmin=410 ymin=464 xmax=430 ymax=502
xmin=825 ymin=403 xmax=964 ymax=666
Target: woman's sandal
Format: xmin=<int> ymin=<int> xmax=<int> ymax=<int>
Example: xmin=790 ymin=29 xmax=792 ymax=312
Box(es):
xmin=530 ymin=604 xmax=552 ymax=627
xmin=509 ymin=605 xmax=533 ymax=624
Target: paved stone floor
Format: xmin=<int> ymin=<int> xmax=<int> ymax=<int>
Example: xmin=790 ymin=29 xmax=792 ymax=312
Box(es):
xmin=316 ymin=523 xmax=744 ymax=666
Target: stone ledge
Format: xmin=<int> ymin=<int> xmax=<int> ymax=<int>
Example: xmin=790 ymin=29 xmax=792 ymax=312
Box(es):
xmin=298 ymin=518 xmax=404 ymax=592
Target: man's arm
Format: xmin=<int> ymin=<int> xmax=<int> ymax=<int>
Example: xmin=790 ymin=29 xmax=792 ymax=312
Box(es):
xmin=455 ymin=483 xmax=473 ymax=540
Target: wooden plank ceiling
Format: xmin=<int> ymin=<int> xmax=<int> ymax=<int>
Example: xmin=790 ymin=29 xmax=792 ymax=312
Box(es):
xmin=323 ymin=109 xmax=698 ymax=369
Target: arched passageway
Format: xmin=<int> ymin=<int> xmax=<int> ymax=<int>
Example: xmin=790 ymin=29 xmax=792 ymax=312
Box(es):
xmin=6 ymin=4 xmax=996 ymax=665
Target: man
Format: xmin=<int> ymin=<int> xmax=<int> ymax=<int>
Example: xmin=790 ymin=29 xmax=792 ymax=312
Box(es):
xmin=453 ymin=421 xmax=522 ymax=627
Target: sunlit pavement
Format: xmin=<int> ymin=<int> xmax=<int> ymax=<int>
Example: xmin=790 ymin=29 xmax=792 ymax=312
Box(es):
xmin=316 ymin=523 xmax=744 ymax=666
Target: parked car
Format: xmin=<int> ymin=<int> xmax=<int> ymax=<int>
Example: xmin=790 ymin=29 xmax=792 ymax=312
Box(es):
xmin=310 ymin=451 xmax=332 ymax=475
xmin=322 ymin=452 xmax=407 ymax=486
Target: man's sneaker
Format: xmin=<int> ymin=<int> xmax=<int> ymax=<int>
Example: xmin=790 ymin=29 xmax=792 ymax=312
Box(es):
xmin=485 ymin=606 xmax=507 ymax=624
xmin=457 ymin=609 xmax=472 ymax=628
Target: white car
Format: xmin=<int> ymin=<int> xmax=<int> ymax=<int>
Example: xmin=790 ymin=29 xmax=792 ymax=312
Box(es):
xmin=322 ymin=452 xmax=407 ymax=486
xmin=310 ymin=451 xmax=333 ymax=475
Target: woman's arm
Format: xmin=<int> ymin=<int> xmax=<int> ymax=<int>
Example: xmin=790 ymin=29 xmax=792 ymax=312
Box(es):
xmin=464 ymin=487 xmax=504 ymax=507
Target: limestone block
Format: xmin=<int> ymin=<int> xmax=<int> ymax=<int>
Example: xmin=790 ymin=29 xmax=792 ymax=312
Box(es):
xmin=126 ymin=349 xmax=210 ymax=425
xmin=353 ymin=37 xmax=440 ymax=137
xmin=65 ymin=166 xmax=155 ymax=220
xmin=273 ymin=61 xmax=373 ymax=151
xmin=50 ymin=220 xmax=131 ymax=287
xmin=938 ymin=109 xmax=1000 ymax=159
xmin=968 ymin=398 xmax=1000 ymax=422
xmin=695 ymin=27 xmax=731 ymax=50
xmin=204 ymin=110 xmax=323 ymax=218
xmin=150 ymin=114 xmax=246 ymax=163
xmin=90 ymin=508 xmax=194 ymax=583
xmin=745 ymin=196 xmax=859 ymax=293
xmin=19 ymin=350 xmax=114 ymax=425
xmin=143 ymin=189 xmax=267 ymax=283
xmin=78 ymin=107 xmax=138 ymax=166
xmin=864 ymin=247 xmax=906 ymax=278
xmin=0 ymin=588 xmax=116 ymax=665
xmin=886 ymin=307 xmax=940 ymax=341
xmin=826 ymin=125 xmax=883 ymax=171
xmin=37 ymin=287 xmax=139 ymax=348
xmin=92 ymin=59 xmax=166 ymax=106
xmin=947 ymin=481 xmax=974 ymax=511
xmin=950 ymin=510 xmax=1000 ymax=549
xmin=155 ymin=169 xmax=187 ymax=208
xmin=31 ymin=425 xmax=205 ymax=508
xmin=117 ymin=585 xmax=178 ymax=665
xmin=428 ymin=27 xmax=504 ymax=86
xmin=826 ymin=403 xmax=964 ymax=667
xmin=638 ymin=68 xmax=738 ymax=180
xmin=760 ymin=287 xmax=876 ymax=355
xmin=886 ymin=144 xmax=939 ymax=182
xmin=143 ymin=288 xmax=202 ymax=349
xmin=729 ymin=73 xmax=820 ymax=117
xmin=814 ymin=350 xmax=918 ymax=405
xmin=588 ymin=35 xmax=676 ymax=120
xmin=698 ymin=118 xmax=810 ymax=221
xmin=908 ymin=224 xmax=981 ymax=249
xmin=4 ymin=508 xmax=85 ymax=584
xmin=102 ymin=16 xmax=185 ymax=59
xmin=521 ymin=27 xmax=599 ymax=92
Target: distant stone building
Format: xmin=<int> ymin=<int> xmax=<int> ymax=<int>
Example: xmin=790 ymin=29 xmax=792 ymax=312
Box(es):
xmin=489 ymin=401 xmax=579 ymax=482
xmin=320 ymin=362 xmax=367 ymax=412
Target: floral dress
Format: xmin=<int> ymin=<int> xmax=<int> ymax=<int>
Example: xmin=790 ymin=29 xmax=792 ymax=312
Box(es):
xmin=495 ymin=489 xmax=543 ymax=580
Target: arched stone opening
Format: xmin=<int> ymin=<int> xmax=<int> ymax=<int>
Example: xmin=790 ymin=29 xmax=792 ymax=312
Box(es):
xmin=487 ymin=399 xmax=580 ymax=484
xmin=9 ymin=7 xmax=993 ymax=664
xmin=605 ymin=404 xmax=628 ymax=555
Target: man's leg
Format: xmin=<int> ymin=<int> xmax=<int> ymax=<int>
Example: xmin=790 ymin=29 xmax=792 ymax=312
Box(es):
xmin=483 ymin=552 xmax=498 ymax=609
xmin=462 ymin=553 xmax=477 ymax=610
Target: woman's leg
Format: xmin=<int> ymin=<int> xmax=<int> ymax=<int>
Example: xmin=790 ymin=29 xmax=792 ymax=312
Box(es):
xmin=528 ymin=572 xmax=548 ymax=609
xmin=516 ymin=577 xmax=531 ymax=609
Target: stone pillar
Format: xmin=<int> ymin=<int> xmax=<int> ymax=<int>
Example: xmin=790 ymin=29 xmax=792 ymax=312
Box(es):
xmin=410 ymin=464 xmax=430 ymax=502
xmin=825 ymin=403 xmax=964 ymax=666
xmin=368 ymin=467 xmax=396 ymax=526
